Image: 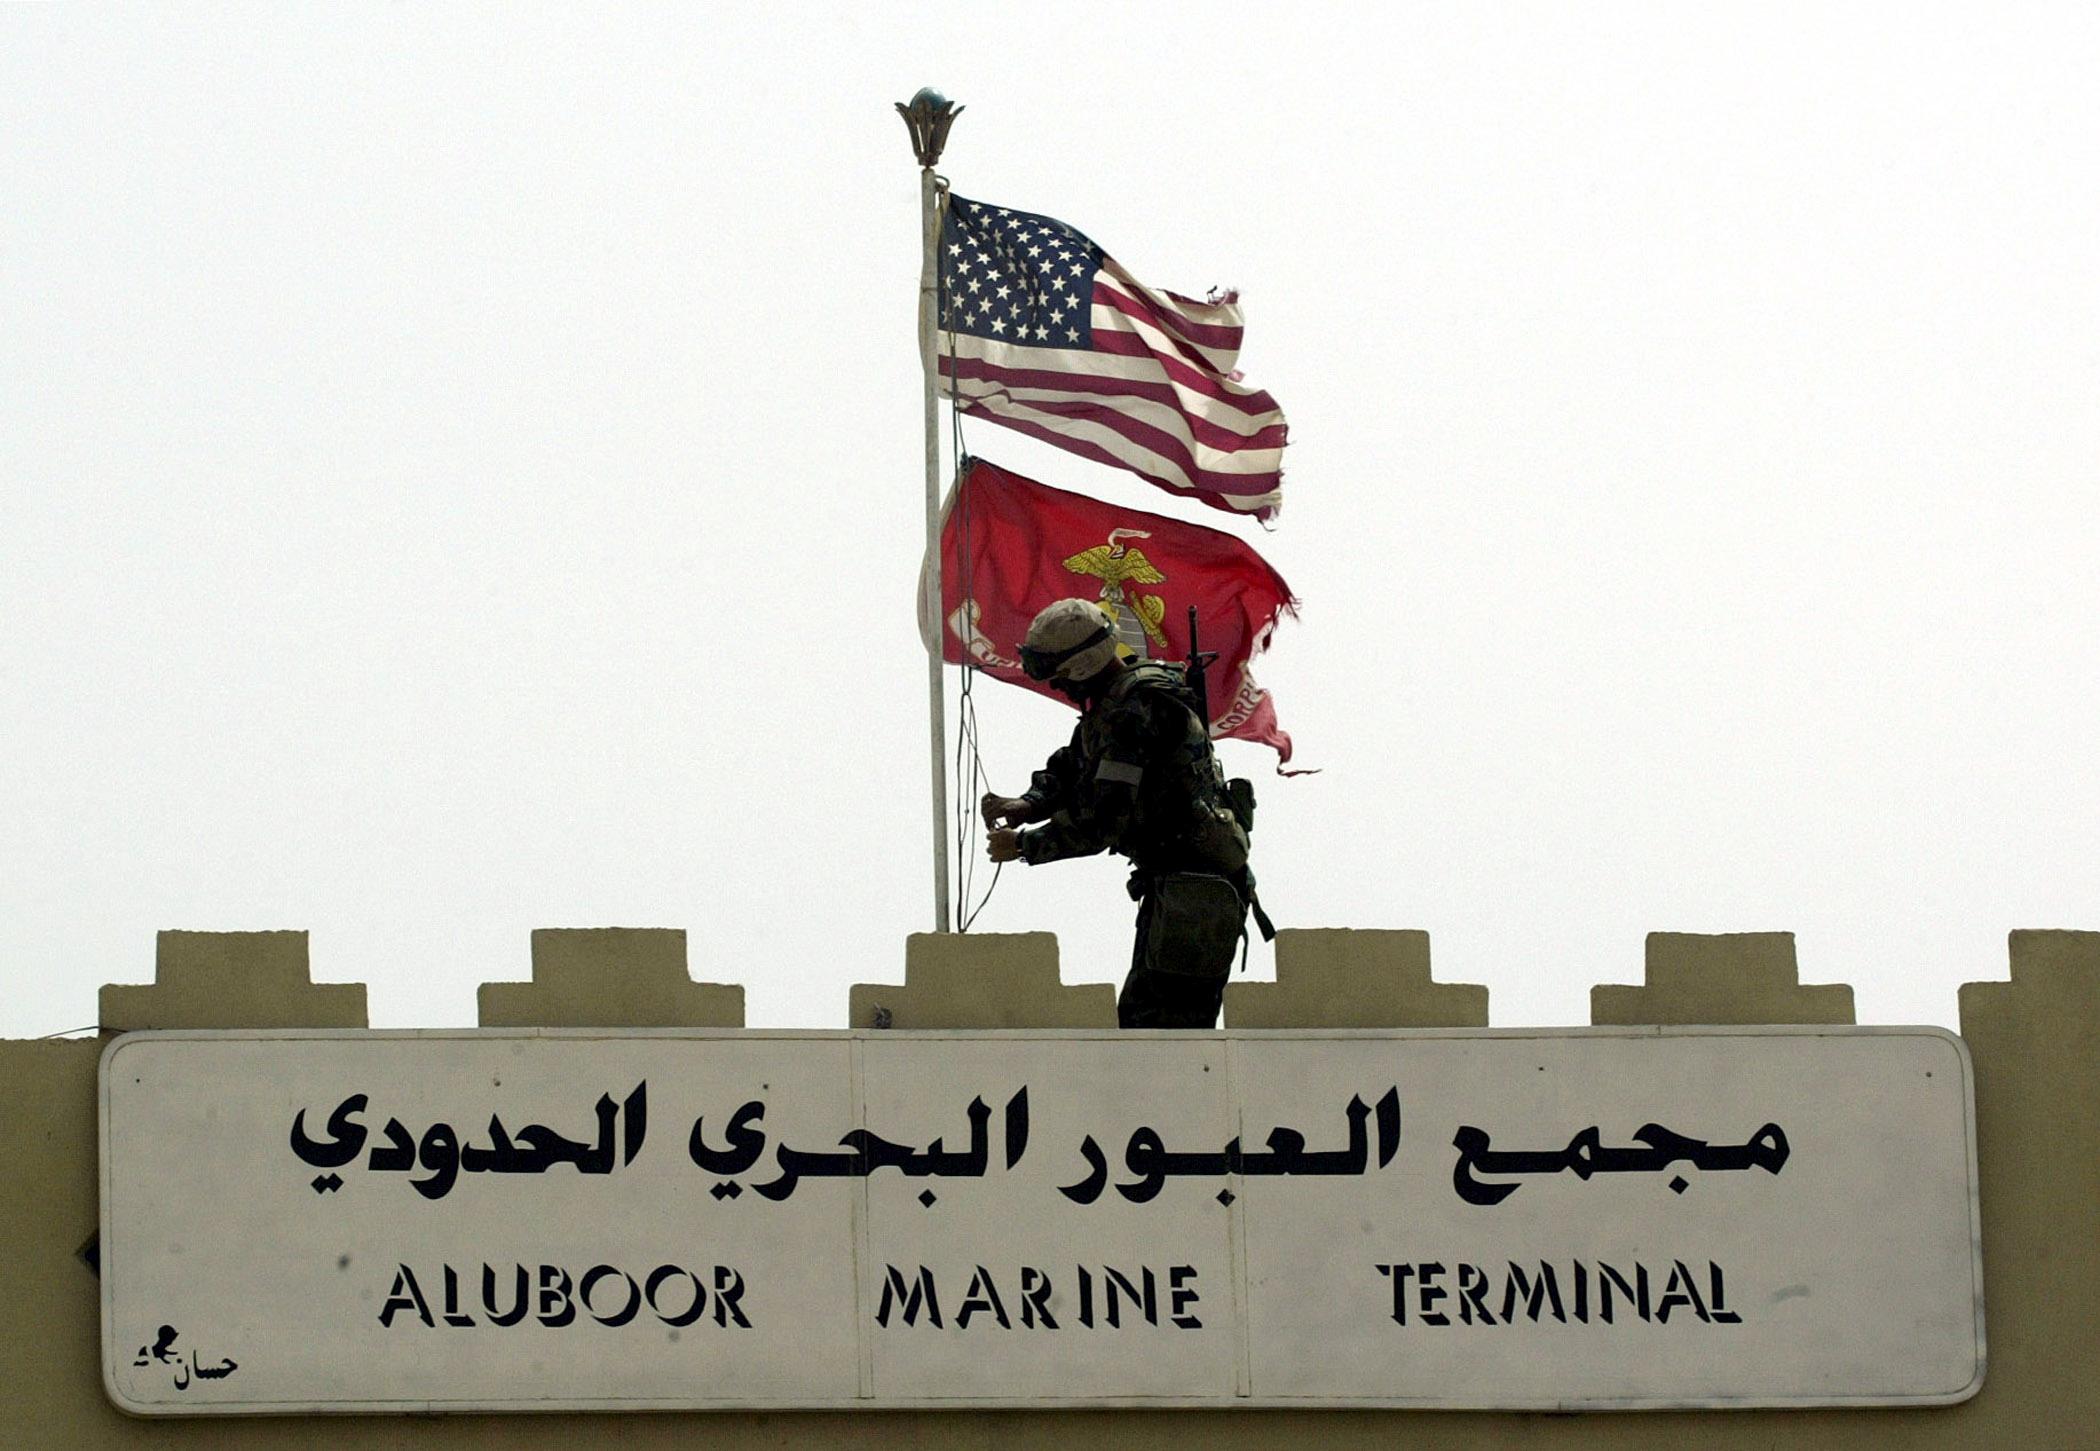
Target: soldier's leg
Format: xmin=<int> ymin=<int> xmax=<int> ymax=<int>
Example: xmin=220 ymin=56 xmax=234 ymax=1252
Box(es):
xmin=1158 ymin=880 xmax=1246 ymax=1028
xmin=1117 ymin=895 xmax=1169 ymax=1028
xmin=1117 ymin=887 xmax=1233 ymax=1030
xmin=1149 ymin=972 xmax=1226 ymax=1029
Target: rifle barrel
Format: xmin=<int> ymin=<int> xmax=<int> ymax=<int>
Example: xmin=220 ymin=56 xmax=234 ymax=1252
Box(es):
xmin=1186 ymin=606 xmax=1211 ymax=728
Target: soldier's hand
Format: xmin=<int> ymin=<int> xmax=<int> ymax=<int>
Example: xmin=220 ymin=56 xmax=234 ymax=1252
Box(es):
xmin=986 ymin=828 xmax=1023 ymax=864
xmin=981 ymin=793 xmax=1032 ymax=830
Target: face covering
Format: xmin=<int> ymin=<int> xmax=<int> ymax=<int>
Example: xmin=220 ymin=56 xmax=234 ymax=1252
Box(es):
xmin=1055 ymin=675 xmax=1100 ymax=706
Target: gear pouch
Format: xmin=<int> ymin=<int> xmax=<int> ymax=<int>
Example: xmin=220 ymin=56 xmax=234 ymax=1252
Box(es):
xmin=1142 ymin=872 xmax=1246 ymax=979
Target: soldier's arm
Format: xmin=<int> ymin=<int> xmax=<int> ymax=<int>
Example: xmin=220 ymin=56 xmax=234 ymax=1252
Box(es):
xmin=1018 ymin=698 xmax=1164 ymax=865
xmin=1019 ymin=726 xmax=1087 ymax=820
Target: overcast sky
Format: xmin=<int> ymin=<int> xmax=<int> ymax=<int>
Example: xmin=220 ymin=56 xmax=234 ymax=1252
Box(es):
xmin=5 ymin=4 xmax=2095 ymax=1038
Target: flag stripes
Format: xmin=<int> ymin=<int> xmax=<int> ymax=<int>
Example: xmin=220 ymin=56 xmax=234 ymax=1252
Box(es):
xmin=935 ymin=195 xmax=1288 ymax=520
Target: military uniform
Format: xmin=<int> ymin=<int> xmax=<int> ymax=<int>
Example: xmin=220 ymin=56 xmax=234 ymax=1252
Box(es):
xmin=1016 ymin=661 xmax=1253 ymax=1029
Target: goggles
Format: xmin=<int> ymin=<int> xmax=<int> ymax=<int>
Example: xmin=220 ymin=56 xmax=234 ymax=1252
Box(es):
xmin=1019 ymin=624 xmax=1111 ymax=682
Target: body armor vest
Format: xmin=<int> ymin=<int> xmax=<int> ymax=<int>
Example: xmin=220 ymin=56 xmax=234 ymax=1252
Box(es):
xmin=1089 ymin=662 xmax=1248 ymax=874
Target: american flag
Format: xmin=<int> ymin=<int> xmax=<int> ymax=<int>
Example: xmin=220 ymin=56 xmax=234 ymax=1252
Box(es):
xmin=934 ymin=194 xmax=1288 ymax=522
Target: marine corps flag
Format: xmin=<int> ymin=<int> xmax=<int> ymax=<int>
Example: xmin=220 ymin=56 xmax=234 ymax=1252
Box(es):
xmin=925 ymin=457 xmax=1302 ymax=767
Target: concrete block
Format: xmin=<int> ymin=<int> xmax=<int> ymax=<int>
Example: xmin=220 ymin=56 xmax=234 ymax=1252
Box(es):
xmin=99 ymin=930 xmax=365 ymax=1032
xmin=1950 ymin=930 xmax=2100 ymax=1447
xmin=1591 ymin=932 xmax=1854 ymax=1026
xmin=850 ymin=932 xmax=1116 ymax=1029
xmin=1225 ymin=928 xmax=1488 ymax=1028
xmin=478 ymin=928 xmax=743 ymax=1028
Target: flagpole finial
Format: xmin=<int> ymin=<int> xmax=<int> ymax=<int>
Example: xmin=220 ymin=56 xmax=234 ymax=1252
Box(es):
xmin=896 ymin=88 xmax=962 ymax=169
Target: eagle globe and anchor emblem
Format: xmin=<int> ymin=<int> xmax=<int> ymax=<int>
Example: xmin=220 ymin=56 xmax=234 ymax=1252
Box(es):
xmin=945 ymin=526 xmax=1177 ymax=671
xmin=1061 ymin=528 xmax=1171 ymax=659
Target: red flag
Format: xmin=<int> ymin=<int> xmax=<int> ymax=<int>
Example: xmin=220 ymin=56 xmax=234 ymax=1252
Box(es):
xmin=925 ymin=457 xmax=1302 ymax=767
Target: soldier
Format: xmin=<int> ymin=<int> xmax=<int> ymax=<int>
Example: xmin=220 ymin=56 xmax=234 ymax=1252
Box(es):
xmin=983 ymin=598 xmax=1264 ymax=1029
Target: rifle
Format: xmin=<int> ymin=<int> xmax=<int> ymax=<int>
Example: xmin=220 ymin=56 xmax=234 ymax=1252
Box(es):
xmin=1185 ymin=605 xmax=1267 ymax=938
xmin=1184 ymin=606 xmax=1218 ymax=731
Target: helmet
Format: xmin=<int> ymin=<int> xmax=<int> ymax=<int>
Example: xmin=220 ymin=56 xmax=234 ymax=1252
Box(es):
xmin=1020 ymin=599 xmax=1125 ymax=684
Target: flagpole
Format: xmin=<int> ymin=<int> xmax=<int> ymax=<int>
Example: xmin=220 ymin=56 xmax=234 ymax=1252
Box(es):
xmin=898 ymin=87 xmax=961 ymax=933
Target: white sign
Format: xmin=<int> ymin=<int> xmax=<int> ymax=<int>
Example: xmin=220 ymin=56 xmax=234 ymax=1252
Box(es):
xmin=99 ymin=1027 xmax=1983 ymax=1414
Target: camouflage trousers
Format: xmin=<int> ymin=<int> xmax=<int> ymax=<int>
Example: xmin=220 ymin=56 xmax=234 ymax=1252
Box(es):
xmin=1116 ymin=872 xmax=1248 ymax=1030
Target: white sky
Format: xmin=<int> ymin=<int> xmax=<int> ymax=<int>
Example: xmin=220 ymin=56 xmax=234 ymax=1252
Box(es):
xmin=4 ymin=4 xmax=2096 ymax=1038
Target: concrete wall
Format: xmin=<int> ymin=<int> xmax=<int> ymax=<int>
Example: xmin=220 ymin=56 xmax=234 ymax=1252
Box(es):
xmin=4 ymin=926 xmax=2094 ymax=1447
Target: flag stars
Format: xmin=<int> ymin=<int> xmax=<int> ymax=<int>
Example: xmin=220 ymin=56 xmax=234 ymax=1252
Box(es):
xmin=940 ymin=200 xmax=1099 ymax=349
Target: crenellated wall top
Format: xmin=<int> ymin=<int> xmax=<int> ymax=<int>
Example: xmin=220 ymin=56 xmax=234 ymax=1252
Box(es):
xmin=72 ymin=925 xmax=2097 ymax=1039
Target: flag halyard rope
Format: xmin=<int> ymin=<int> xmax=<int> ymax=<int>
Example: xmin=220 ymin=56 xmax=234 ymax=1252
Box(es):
xmin=940 ymin=172 xmax=1004 ymax=931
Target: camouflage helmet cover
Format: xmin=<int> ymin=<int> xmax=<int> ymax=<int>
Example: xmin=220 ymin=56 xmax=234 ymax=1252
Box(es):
xmin=1021 ymin=598 xmax=1127 ymax=684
